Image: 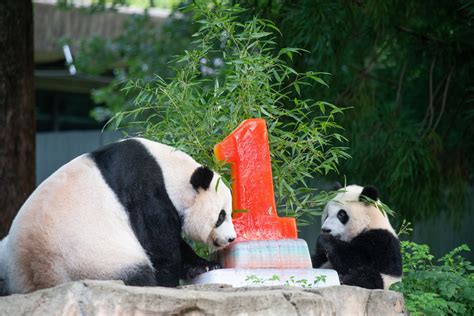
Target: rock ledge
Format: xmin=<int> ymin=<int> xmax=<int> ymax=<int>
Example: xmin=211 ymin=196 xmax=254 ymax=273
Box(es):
xmin=0 ymin=280 xmax=405 ymax=315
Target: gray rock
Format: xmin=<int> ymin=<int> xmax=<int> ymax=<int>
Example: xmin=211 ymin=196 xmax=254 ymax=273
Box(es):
xmin=307 ymin=285 xmax=406 ymax=316
xmin=0 ymin=280 xmax=406 ymax=316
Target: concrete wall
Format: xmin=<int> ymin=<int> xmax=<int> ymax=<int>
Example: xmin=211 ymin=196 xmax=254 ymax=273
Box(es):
xmin=36 ymin=130 xmax=121 ymax=185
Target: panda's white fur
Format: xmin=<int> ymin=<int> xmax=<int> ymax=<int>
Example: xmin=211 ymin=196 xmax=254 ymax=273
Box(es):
xmin=321 ymin=185 xmax=396 ymax=242
xmin=136 ymin=138 xmax=235 ymax=247
xmin=0 ymin=138 xmax=236 ymax=294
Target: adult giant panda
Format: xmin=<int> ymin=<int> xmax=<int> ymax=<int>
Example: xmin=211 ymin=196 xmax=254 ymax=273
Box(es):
xmin=0 ymin=138 xmax=236 ymax=295
xmin=312 ymin=184 xmax=402 ymax=290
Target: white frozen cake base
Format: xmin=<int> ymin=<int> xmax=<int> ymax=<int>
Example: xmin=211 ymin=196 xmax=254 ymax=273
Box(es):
xmin=188 ymin=268 xmax=340 ymax=288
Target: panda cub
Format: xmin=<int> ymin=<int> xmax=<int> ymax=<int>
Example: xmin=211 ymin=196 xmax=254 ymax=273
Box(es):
xmin=312 ymin=184 xmax=402 ymax=290
xmin=0 ymin=138 xmax=236 ymax=294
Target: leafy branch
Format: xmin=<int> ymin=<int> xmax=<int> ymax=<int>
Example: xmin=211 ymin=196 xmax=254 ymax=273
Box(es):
xmin=391 ymin=242 xmax=474 ymax=315
xmin=111 ymin=1 xmax=349 ymax=221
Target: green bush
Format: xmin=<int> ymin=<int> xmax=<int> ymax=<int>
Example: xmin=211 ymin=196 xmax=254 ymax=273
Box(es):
xmin=112 ymin=2 xmax=349 ymax=221
xmin=391 ymin=242 xmax=474 ymax=315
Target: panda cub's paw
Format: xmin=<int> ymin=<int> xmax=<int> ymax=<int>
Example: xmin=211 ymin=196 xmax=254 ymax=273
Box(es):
xmin=316 ymin=233 xmax=336 ymax=253
xmin=183 ymin=260 xmax=222 ymax=280
xmin=338 ymin=273 xmax=351 ymax=285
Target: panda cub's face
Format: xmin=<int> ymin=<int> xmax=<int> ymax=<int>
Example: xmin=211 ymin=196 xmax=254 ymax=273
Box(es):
xmin=321 ymin=185 xmax=394 ymax=242
xmin=183 ymin=166 xmax=236 ymax=248
xmin=322 ymin=200 xmax=366 ymax=242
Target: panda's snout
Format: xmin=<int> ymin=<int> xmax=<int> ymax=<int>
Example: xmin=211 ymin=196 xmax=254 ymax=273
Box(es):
xmin=322 ymin=228 xmax=331 ymax=233
xmin=212 ymin=237 xmax=235 ymax=249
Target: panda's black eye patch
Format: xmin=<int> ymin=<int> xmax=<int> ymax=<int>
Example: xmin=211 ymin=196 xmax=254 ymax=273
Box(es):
xmin=216 ymin=210 xmax=226 ymax=227
xmin=337 ymin=209 xmax=349 ymax=224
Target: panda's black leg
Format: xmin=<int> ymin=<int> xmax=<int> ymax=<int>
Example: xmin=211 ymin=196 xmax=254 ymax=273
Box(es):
xmin=339 ymin=267 xmax=384 ymax=289
xmin=149 ymin=239 xmax=183 ymax=287
xmin=317 ymin=234 xmax=365 ymax=274
xmin=154 ymin=267 xmax=180 ymax=287
xmin=123 ymin=264 xmax=157 ymax=287
xmin=180 ymin=238 xmax=221 ymax=280
xmin=312 ymin=237 xmax=329 ymax=268
xmin=0 ymin=278 xmax=8 ymax=296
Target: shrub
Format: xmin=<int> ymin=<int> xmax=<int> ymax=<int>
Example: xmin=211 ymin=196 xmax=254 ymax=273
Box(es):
xmin=391 ymin=242 xmax=474 ymax=315
xmin=112 ymin=2 xmax=349 ymax=221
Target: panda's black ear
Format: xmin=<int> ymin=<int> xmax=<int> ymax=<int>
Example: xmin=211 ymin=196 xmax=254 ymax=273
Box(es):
xmin=332 ymin=181 xmax=343 ymax=191
xmin=360 ymin=185 xmax=379 ymax=202
xmin=190 ymin=166 xmax=214 ymax=191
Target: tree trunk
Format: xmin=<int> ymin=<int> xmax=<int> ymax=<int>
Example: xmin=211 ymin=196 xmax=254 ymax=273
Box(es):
xmin=0 ymin=0 xmax=35 ymax=238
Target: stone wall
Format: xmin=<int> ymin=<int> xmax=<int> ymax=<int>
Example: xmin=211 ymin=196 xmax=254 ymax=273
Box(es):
xmin=0 ymin=280 xmax=405 ymax=315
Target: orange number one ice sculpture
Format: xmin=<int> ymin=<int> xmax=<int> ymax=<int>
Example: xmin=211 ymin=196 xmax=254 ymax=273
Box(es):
xmin=214 ymin=118 xmax=297 ymax=241
xmin=192 ymin=118 xmax=339 ymax=285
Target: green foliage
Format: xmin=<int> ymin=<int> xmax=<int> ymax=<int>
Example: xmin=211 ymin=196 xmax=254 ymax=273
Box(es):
xmin=237 ymin=0 xmax=474 ymax=223
xmin=397 ymin=219 xmax=413 ymax=237
xmin=391 ymin=242 xmax=474 ymax=315
xmin=73 ymin=0 xmax=474 ymax=223
xmin=111 ymin=2 xmax=349 ymax=221
xmin=353 ymin=192 xmax=395 ymax=217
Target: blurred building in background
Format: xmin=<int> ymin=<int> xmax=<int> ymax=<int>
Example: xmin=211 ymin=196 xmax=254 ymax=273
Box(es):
xmin=34 ymin=0 xmax=170 ymax=132
xmin=33 ymin=0 xmax=171 ymax=184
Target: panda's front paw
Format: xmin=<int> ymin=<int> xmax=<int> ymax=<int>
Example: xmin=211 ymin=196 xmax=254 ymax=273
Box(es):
xmin=317 ymin=233 xmax=335 ymax=253
xmin=339 ymin=273 xmax=351 ymax=285
xmin=207 ymin=260 xmax=222 ymax=272
xmin=183 ymin=260 xmax=222 ymax=280
xmin=312 ymin=250 xmax=328 ymax=268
